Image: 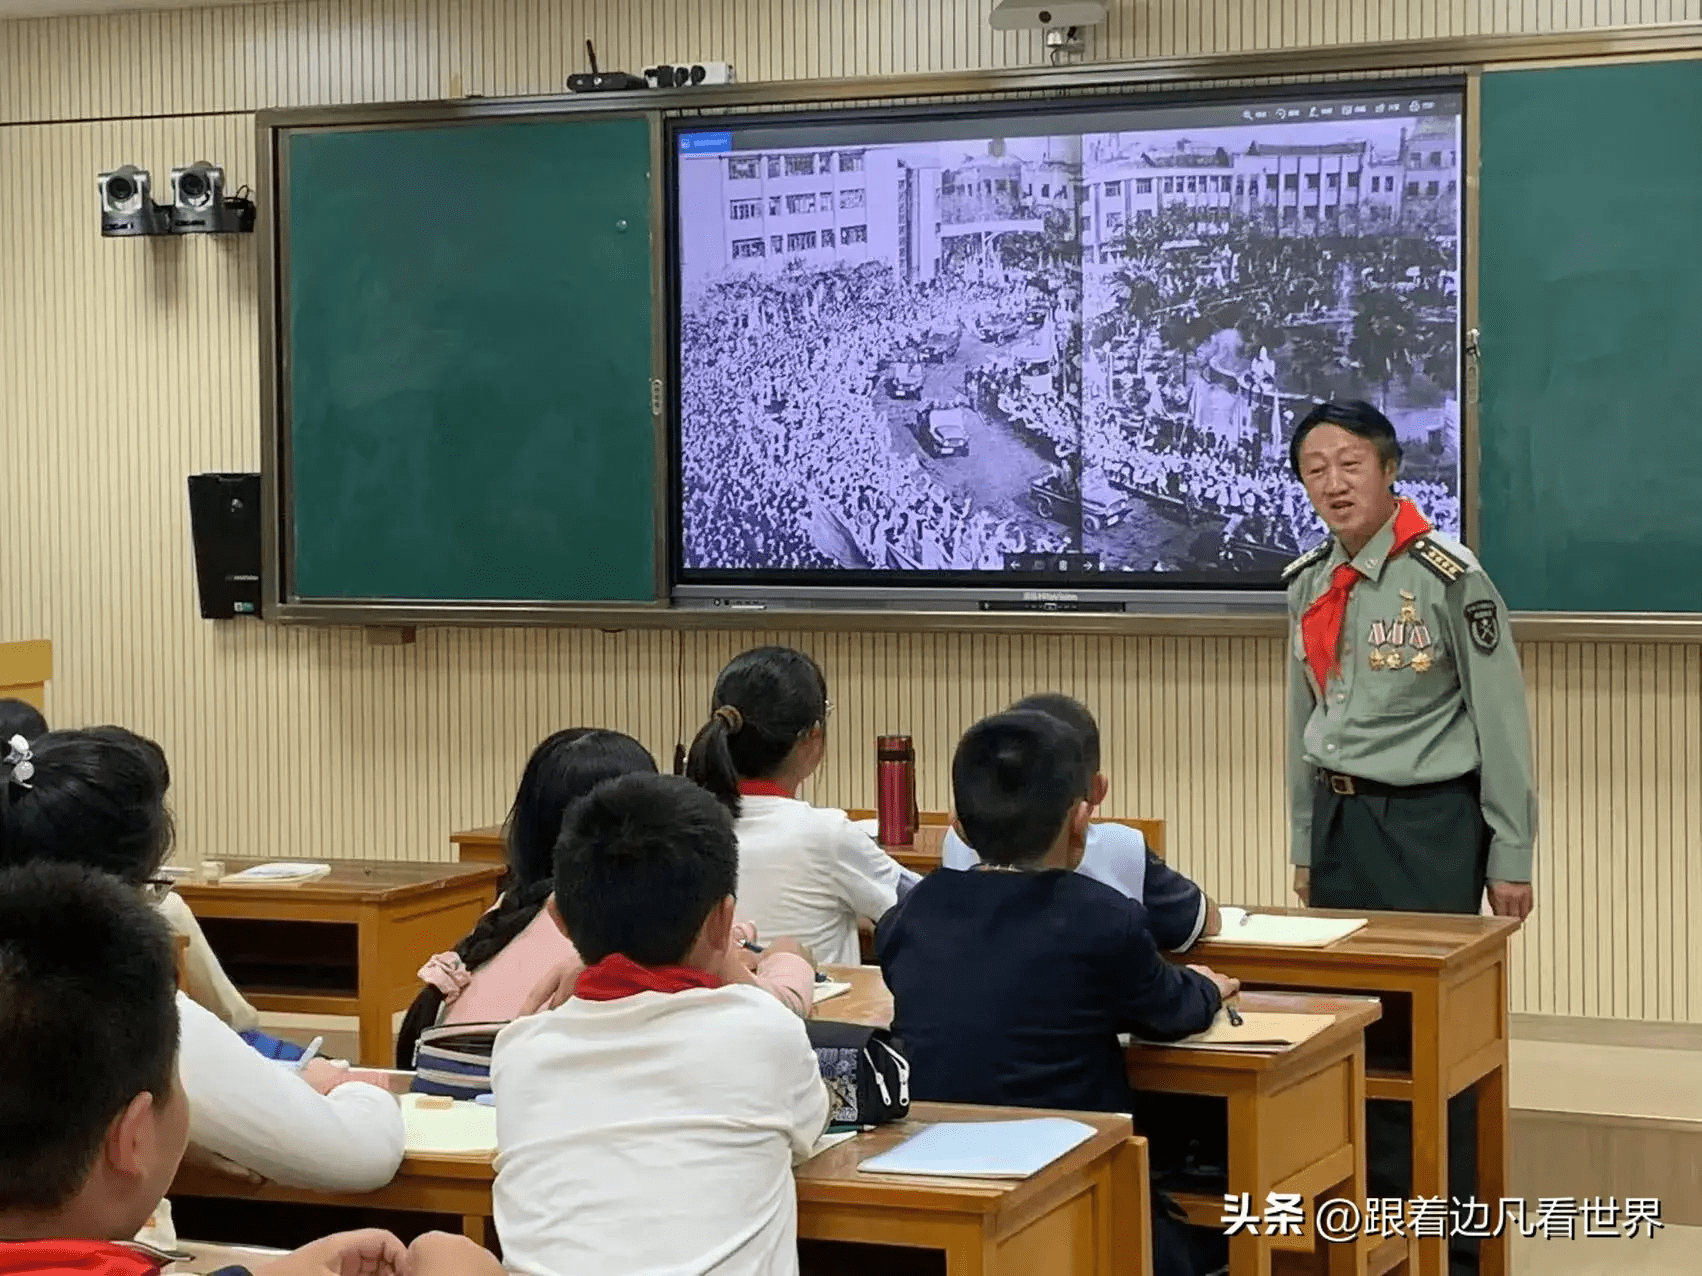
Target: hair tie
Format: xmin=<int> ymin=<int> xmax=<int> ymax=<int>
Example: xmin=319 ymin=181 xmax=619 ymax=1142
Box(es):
xmin=713 ymin=705 xmax=744 ymax=732
xmin=3 ymin=735 xmax=34 ymax=790
xmin=417 ymin=952 xmax=472 ymax=1004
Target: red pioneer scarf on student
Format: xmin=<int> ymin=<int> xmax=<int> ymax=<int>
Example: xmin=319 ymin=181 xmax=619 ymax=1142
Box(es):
xmin=1301 ymin=499 xmax=1431 ymax=690
xmin=736 ymin=779 xmax=796 ymax=799
xmin=0 ymin=1240 xmax=164 ymax=1276
xmin=573 ymin=952 xmax=723 ymax=1001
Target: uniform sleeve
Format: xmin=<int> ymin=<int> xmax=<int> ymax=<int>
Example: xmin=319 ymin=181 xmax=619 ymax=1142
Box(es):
xmin=775 ymin=1017 xmax=832 ymax=1164
xmin=1141 ymin=851 xmax=1208 ymax=953
xmin=178 ymin=995 xmax=406 ymax=1191
xmin=1287 ymin=593 xmax=1319 ymax=867
xmin=1109 ymin=904 xmax=1221 ymax=1041
xmin=1447 ymin=571 xmax=1537 ymax=882
xmin=830 ymin=820 xmax=906 ymax=923
xmin=939 ymin=826 xmax=978 ymax=871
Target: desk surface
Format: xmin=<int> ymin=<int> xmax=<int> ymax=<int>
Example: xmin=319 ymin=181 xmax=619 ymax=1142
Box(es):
xmin=1190 ymin=908 xmax=1521 ymax=973
xmin=176 ymin=858 xmax=503 ymax=905
xmin=820 ymin=965 xmax=1379 ymax=1069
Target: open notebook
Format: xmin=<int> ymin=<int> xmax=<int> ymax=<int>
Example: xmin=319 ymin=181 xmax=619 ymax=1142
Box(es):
xmin=859 ymin=1118 xmax=1098 ymax=1178
xmin=1132 ymin=1009 xmax=1334 ymax=1053
xmin=813 ymin=980 xmax=853 ymax=1004
xmin=1210 ymin=907 xmax=1367 ymax=947
xmin=218 ymin=861 xmax=332 ymax=886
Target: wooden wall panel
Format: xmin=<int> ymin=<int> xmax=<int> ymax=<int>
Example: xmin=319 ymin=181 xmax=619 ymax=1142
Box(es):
xmin=2 ymin=0 xmax=1699 ymax=1022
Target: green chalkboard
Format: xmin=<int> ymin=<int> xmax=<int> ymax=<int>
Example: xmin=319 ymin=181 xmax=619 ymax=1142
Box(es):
xmin=283 ymin=115 xmax=657 ymax=603
xmin=1478 ymin=60 xmax=1702 ymax=613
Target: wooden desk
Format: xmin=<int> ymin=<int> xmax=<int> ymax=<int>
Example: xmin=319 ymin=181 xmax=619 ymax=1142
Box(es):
xmin=172 ymin=1103 xmax=1149 ymax=1276
xmin=0 ymin=638 xmax=51 ymax=710
xmin=1189 ymin=911 xmax=1522 ymax=1276
xmin=176 ymin=860 xmax=503 ymax=1064
xmin=819 ymin=966 xmax=1379 ymax=1276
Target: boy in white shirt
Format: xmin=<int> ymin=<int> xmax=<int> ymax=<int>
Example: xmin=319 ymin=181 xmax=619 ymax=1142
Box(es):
xmin=493 ymin=773 xmax=831 ymax=1276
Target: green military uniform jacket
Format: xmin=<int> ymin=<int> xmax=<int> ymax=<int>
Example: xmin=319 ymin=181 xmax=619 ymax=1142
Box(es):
xmin=1285 ymin=509 xmax=1537 ymax=883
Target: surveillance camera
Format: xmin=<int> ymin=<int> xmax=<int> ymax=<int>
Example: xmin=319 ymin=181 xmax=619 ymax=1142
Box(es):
xmin=169 ymin=161 xmax=256 ymax=235
xmin=988 ymin=0 xmax=1107 ymax=30
xmin=97 ymin=165 xmax=170 ymax=236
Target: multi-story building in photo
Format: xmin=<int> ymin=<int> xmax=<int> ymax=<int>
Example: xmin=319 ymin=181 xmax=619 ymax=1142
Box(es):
xmin=1079 ymin=123 xmax=1459 ymax=261
xmin=676 ymin=145 xmax=903 ymax=285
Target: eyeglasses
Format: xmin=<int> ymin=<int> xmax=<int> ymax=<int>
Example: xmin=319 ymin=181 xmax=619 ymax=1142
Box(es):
xmin=823 ymin=699 xmax=836 ymax=719
xmin=141 ymin=876 xmax=176 ymax=904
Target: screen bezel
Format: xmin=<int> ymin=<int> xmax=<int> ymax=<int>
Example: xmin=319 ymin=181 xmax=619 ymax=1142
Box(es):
xmin=664 ymin=75 xmax=1468 ymax=600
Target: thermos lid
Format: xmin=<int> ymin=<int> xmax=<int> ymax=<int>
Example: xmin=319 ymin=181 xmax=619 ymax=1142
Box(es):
xmin=876 ymin=733 xmax=914 ymax=760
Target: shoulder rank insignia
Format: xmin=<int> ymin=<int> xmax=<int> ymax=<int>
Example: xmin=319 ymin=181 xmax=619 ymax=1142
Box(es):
xmin=1409 ymin=537 xmax=1468 ymax=585
xmin=1282 ymin=541 xmax=1331 ymax=582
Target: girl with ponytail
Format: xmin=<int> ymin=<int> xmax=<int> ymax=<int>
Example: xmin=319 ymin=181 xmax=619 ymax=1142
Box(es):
xmin=685 ymin=646 xmax=914 ymax=966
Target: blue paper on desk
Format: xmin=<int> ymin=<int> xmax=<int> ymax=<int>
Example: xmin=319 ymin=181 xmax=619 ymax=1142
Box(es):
xmin=858 ymin=1118 xmax=1098 ymax=1178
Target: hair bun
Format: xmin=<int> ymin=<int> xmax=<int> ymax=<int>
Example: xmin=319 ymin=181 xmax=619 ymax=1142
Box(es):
xmin=713 ymin=705 xmax=744 ymax=732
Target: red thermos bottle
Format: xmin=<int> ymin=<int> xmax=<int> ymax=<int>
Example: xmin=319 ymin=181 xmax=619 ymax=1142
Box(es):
xmin=876 ymin=735 xmax=918 ymax=848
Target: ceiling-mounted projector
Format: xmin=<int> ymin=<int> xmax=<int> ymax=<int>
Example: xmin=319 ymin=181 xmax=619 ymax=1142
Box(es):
xmin=989 ymin=0 xmax=1108 ymax=28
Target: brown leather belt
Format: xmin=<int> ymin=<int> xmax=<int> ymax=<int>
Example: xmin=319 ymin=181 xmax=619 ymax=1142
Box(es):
xmin=1316 ymin=768 xmax=1479 ymax=799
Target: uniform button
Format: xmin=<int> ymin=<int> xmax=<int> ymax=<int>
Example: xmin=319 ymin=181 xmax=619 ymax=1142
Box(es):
xmin=1325 ymin=743 xmax=1337 ymax=752
xmin=1367 ymin=557 xmax=1379 ymax=567
xmin=1334 ymin=693 xmax=1345 ymax=703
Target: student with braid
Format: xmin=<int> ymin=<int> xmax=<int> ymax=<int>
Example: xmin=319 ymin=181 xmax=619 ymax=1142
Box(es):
xmin=401 ymin=728 xmax=813 ymax=1064
xmin=686 ymin=645 xmax=914 ymax=966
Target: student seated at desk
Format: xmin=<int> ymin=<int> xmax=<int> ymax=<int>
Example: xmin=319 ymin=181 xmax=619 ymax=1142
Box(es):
xmin=0 ymin=862 xmax=502 ymax=1276
xmin=1 ymin=705 xmax=264 ymax=1037
xmin=0 ymin=727 xmax=405 ymax=1192
xmin=493 ymin=774 xmax=830 ymax=1276
xmin=400 ymin=728 xmax=813 ymax=1067
xmin=939 ymin=692 xmax=1220 ymax=952
xmin=687 ymin=645 xmax=914 ymax=966
xmin=876 ymin=711 xmax=1240 ymax=1276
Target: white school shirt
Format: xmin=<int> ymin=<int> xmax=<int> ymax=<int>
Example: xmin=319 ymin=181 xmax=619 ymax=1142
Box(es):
xmin=176 ymin=993 xmax=406 ymax=1191
xmin=492 ymin=985 xmax=831 ymax=1276
xmin=939 ymin=822 xmax=1209 ymax=952
xmin=733 ymin=796 xmax=910 ymax=966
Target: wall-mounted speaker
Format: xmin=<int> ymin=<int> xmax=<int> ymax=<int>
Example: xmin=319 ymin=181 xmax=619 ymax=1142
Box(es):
xmin=186 ymin=473 xmax=262 ymax=619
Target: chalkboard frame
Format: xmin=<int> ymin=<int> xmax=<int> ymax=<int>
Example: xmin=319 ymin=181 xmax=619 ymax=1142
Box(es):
xmin=256 ymin=21 xmax=1702 ymax=639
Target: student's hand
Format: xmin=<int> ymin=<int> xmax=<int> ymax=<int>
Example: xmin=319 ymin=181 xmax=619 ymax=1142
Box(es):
xmin=405 ymin=1232 xmax=506 ymax=1276
xmin=732 ymin=921 xmax=760 ymax=947
xmin=299 ymin=1059 xmax=354 ymax=1095
xmin=758 ymin=936 xmax=816 ymax=969
xmin=260 ymin=1229 xmax=407 ymax=1276
xmin=1487 ymin=880 xmax=1534 ymax=920
xmin=179 ymin=1141 xmax=266 ymax=1185
xmin=1187 ymin=964 xmax=1240 ymax=1004
xmin=1292 ymin=867 xmax=1311 ymax=906
xmin=1202 ymin=898 xmax=1222 ymax=938
xmin=519 ymin=960 xmax=583 ymax=1015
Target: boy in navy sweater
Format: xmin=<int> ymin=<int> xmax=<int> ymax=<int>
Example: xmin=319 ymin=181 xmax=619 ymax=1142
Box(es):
xmin=877 ymin=710 xmax=1238 ymax=1276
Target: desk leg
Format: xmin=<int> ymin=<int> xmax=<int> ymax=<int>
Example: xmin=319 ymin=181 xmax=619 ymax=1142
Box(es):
xmin=1227 ymin=1091 xmax=1273 ymax=1276
xmin=1475 ymin=1061 xmax=1509 ymax=1276
xmin=356 ymin=908 xmax=388 ymax=1067
xmin=1324 ymin=1043 xmax=1370 ymax=1276
xmin=1409 ymin=987 xmax=1447 ymax=1276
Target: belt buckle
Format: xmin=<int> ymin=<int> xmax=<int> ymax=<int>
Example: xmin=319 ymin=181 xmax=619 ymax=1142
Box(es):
xmin=1328 ymin=773 xmax=1356 ymax=797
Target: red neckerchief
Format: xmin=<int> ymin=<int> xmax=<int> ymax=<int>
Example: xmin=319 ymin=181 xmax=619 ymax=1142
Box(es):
xmin=573 ymin=952 xmax=723 ymax=1002
xmin=0 ymin=1240 xmax=164 ymax=1276
xmin=1301 ymin=499 xmax=1431 ymax=690
xmin=736 ymin=778 xmax=795 ymax=799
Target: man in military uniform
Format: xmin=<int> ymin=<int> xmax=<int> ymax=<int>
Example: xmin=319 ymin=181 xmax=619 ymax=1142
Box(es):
xmin=1283 ymin=400 xmax=1535 ymax=1273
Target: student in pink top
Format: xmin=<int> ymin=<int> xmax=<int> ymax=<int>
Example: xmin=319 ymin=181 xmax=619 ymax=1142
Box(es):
xmin=397 ymin=728 xmax=814 ymax=1067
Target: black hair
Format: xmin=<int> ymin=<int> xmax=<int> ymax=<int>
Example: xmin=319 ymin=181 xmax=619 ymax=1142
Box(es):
xmin=554 ymin=773 xmax=738 ymax=967
xmin=395 ymin=728 xmax=656 ymax=1065
xmin=684 ymin=645 xmax=828 ymax=818
xmin=503 ymin=728 xmax=659 ymax=893
xmin=0 ymin=699 xmax=48 ymax=745
xmin=951 ymin=710 xmax=1090 ymax=868
xmin=1288 ymin=399 xmax=1403 ymax=480
xmin=0 ymin=862 xmax=180 ymax=1211
xmin=1009 ymin=693 xmax=1100 ymax=775
xmin=0 ymin=727 xmax=174 ymax=884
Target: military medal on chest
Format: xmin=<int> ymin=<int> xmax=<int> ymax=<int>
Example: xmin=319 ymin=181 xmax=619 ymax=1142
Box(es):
xmin=1368 ymin=590 xmax=1434 ymax=673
